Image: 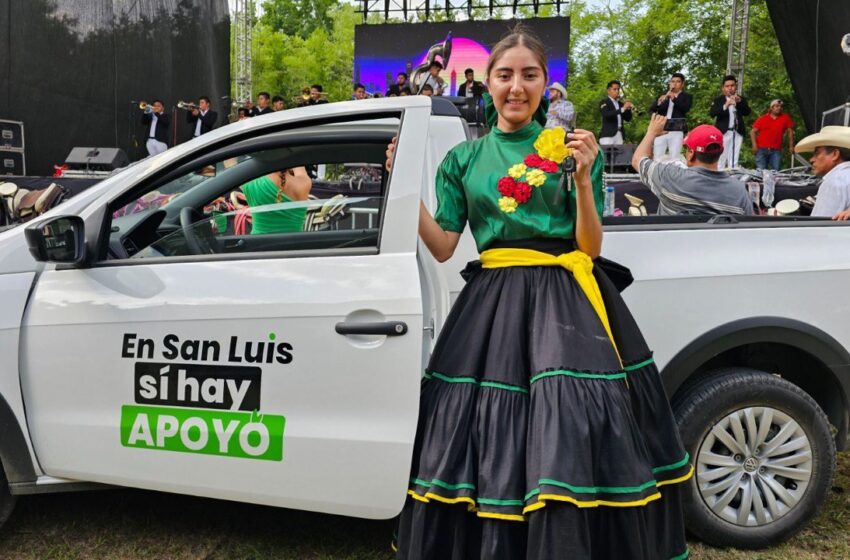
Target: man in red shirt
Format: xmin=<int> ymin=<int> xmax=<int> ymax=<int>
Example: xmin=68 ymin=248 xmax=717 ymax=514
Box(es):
xmin=750 ymin=99 xmax=795 ymax=170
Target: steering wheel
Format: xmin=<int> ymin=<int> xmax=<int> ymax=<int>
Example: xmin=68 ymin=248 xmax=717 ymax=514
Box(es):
xmin=179 ymin=206 xmax=208 ymax=255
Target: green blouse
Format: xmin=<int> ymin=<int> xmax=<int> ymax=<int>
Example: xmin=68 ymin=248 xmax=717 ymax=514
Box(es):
xmin=242 ymin=175 xmax=307 ymax=235
xmin=434 ymin=114 xmax=605 ymax=253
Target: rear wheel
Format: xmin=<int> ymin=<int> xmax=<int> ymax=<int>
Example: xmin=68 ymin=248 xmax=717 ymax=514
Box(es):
xmin=0 ymin=466 xmax=17 ymax=530
xmin=674 ymin=368 xmax=835 ymax=549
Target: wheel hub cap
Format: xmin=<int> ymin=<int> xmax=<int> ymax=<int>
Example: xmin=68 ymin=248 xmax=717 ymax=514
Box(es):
xmin=696 ymin=406 xmax=813 ymax=527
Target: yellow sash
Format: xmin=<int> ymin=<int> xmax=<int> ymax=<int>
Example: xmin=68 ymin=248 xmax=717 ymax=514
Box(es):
xmin=479 ymin=248 xmax=621 ymax=365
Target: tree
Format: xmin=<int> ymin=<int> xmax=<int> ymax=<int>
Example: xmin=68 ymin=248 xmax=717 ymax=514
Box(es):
xmin=250 ymin=3 xmax=358 ymax=105
xmin=260 ymin=0 xmax=337 ymax=39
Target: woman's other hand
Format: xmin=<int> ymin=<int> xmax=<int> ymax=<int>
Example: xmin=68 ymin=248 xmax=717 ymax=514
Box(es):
xmin=385 ymin=136 xmax=398 ymax=171
xmin=566 ymin=129 xmax=599 ymax=183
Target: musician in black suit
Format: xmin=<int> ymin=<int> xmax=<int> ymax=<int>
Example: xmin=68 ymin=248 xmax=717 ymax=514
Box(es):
xmin=709 ymin=75 xmax=751 ymax=169
xmin=142 ymin=100 xmax=170 ymax=156
xmin=457 ymin=68 xmax=485 ymax=98
xmin=187 ymin=96 xmax=217 ymax=140
xmin=250 ymin=92 xmax=273 ymax=116
xmin=599 ymin=80 xmax=633 ymax=145
xmin=648 ymin=73 xmax=693 ymax=160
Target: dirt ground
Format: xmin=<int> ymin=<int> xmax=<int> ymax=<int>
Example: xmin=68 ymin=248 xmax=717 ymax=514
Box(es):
xmin=0 ymin=453 xmax=846 ymax=560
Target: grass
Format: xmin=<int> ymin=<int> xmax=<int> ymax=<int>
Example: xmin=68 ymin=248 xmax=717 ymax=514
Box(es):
xmin=0 ymin=453 xmax=846 ymax=559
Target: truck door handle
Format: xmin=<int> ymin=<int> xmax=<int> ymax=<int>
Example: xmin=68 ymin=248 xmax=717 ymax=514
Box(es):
xmin=335 ymin=321 xmax=408 ymax=336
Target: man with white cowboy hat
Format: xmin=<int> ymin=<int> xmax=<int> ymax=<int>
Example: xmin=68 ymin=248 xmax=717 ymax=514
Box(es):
xmin=545 ymin=81 xmax=575 ymax=130
xmin=795 ymin=126 xmax=850 ymax=218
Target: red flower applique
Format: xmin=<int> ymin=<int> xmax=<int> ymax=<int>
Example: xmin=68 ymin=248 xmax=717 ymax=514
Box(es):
xmin=513 ymin=182 xmax=532 ymax=204
xmin=496 ymin=130 xmax=569 ymax=213
xmin=538 ymin=159 xmax=559 ymax=173
xmin=497 ymin=176 xmax=517 ymax=197
xmin=524 ymin=153 xmax=544 ymax=168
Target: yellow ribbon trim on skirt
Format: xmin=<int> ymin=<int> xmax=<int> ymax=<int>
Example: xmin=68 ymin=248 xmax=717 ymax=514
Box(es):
xmin=479 ymin=248 xmax=621 ymax=365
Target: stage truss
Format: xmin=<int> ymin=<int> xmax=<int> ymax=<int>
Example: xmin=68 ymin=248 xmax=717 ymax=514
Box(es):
xmin=358 ymin=0 xmax=570 ymax=22
xmin=726 ymin=0 xmax=751 ymax=93
xmin=233 ymin=0 xmax=255 ymax=104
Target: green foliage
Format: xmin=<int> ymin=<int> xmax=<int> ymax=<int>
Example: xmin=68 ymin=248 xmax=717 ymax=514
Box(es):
xmin=260 ymin=0 xmax=337 ymax=39
xmin=249 ymin=3 xmax=358 ymax=106
xmin=567 ymin=0 xmax=802 ymax=168
xmin=242 ymin=0 xmax=804 ymax=169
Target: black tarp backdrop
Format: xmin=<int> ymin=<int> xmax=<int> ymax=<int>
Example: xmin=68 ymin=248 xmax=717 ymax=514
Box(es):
xmin=0 ymin=0 xmax=230 ymax=175
xmin=767 ymin=0 xmax=850 ymax=133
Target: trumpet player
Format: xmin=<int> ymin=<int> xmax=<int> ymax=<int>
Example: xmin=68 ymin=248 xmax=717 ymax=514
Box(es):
xmin=710 ymin=75 xmax=751 ymax=169
xmin=187 ymin=96 xmax=217 ymax=139
xmin=599 ymin=80 xmax=633 ymax=146
xmin=649 ymin=73 xmax=693 ymax=160
xmin=141 ymin=100 xmax=170 ymax=156
xmin=251 ymin=92 xmax=273 ymax=116
xmin=300 ymin=85 xmax=328 ymax=107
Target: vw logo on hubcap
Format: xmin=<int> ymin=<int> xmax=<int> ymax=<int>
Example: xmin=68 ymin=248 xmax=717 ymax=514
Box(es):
xmin=743 ymin=457 xmax=759 ymax=473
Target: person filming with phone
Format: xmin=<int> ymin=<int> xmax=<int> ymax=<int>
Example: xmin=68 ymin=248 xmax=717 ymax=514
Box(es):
xmin=631 ymin=114 xmax=753 ymax=216
xmin=649 ymin=73 xmax=693 ymax=161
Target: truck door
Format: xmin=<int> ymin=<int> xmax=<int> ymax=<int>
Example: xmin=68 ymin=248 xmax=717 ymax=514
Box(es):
xmin=20 ymin=100 xmax=430 ymax=519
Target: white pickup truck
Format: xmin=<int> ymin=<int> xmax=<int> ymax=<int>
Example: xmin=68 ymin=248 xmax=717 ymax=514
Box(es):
xmin=0 ymin=96 xmax=846 ymax=551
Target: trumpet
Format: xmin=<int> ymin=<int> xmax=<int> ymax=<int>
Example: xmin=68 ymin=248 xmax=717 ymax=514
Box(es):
xmin=138 ymin=101 xmax=154 ymax=113
xmin=177 ymin=100 xmax=199 ymax=111
xmin=299 ymin=87 xmax=329 ymax=102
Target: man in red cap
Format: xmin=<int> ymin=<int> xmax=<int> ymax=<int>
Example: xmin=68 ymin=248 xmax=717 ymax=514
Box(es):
xmin=631 ymin=114 xmax=753 ymax=215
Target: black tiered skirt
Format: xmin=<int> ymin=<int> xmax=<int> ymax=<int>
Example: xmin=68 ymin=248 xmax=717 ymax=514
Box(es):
xmin=395 ymin=240 xmax=692 ymax=560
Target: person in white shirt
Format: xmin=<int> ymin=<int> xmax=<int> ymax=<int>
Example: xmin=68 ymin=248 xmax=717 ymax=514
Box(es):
xmin=141 ymin=100 xmax=169 ymax=156
xmin=709 ymin=75 xmax=751 ymax=169
xmin=545 ymin=82 xmax=575 ymax=130
xmin=419 ymin=61 xmax=446 ymax=96
xmin=648 ymin=73 xmax=693 ymax=161
xmin=186 ymin=96 xmax=217 ymax=140
xmin=795 ymin=126 xmax=850 ymax=218
xmin=599 ymin=80 xmax=634 ymax=145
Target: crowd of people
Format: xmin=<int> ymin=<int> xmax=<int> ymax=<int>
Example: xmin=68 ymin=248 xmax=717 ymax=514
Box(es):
xmin=141 ymin=67 xmax=850 ymax=221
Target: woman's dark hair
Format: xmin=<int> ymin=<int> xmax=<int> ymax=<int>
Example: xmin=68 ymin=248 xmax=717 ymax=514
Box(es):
xmin=485 ymin=24 xmax=548 ymax=81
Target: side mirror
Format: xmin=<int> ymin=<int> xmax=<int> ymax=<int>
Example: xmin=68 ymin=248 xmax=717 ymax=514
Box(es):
xmin=25 ymin=215 xmax=86 ymax=265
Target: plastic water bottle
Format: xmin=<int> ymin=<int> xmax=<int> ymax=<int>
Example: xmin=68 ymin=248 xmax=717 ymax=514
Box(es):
xmin=762 ymin=170 xmax=776 ymax=208
xmin=603 ymin=186 xmax=616 ymax=217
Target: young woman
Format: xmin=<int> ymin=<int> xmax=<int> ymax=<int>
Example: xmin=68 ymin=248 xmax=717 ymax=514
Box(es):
xmin=389 ymin=27 xmax=693 ymax=559
xmin=241 ymin=166 xmax=312 ymax=234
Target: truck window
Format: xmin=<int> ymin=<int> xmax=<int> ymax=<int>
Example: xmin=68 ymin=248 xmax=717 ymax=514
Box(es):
xmin=102 ymin=137 xmax=393 ymax=261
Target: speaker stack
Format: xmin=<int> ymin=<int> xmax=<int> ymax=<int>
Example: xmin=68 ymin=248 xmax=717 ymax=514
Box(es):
xmin=0 ymin=120 xmax=25 ymax=176
xmin=63 ymin=147 xmax=129 ymax=177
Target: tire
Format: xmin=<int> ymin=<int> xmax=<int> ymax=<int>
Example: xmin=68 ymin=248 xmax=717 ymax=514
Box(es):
xmin=673 ymin=368 xmax=836 ymax=549
xmin=0 ymin=465 xmax=16 ymax=530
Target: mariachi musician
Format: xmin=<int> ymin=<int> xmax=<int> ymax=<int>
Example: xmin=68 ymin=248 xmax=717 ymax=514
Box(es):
xmin=141 ymin=100 xmax=170 ymax=156
xmin=186 ymin=96 xmax=217 ymax=140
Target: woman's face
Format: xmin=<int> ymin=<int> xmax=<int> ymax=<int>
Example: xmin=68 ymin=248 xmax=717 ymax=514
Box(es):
xmin=487 ymin=45 xmax=547 ymax=132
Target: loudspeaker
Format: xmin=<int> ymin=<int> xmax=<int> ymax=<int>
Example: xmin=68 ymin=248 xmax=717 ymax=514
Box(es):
xmin=0 ymin=120 xmax=24 ymax=150
xmin=821 ymin=103 xmax=850 ymax=128
xmin=602 ymin=144 xmax=637 ymax=172
xmin=0 ymin=150 xmax=25 ymax=176
xmin=64 ymin=147 xmax=129 ymax=171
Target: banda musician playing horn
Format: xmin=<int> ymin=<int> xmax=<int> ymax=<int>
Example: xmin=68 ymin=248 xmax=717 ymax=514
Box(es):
xmin=139 ymin=100 xmax=170 ymax=156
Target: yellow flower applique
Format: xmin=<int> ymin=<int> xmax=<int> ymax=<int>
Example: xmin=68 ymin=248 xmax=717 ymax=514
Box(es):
xmin=507 ymin=163 xmax=527 ymax=179
xmin=534 ymin=127 xmax=572 ymax=164
xmin=526 ymin=168 xmax=546 ymax=187
xmin=498 ymin=196 xmax=518 ymax=213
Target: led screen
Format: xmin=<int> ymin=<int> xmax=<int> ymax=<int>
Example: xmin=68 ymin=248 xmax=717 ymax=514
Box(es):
xmin=354 ymin=18 xmax=570 ymax=96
